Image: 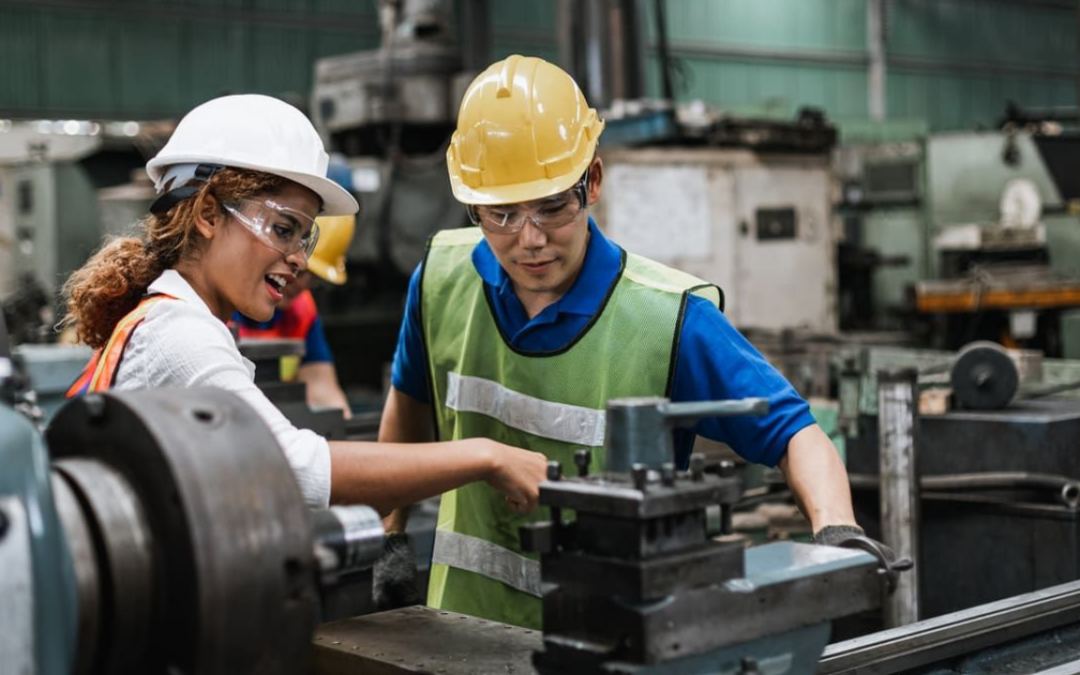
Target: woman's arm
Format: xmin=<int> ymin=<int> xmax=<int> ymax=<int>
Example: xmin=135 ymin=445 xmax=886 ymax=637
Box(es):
xmin=328 ymin=436 xmax=547 ymax=516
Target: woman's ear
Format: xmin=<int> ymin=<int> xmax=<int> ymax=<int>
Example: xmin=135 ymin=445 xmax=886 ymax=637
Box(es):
xmin=192 ymin=191 xmax=222 ymax=240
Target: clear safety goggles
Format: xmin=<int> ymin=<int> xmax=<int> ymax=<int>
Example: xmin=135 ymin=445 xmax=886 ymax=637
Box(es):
xmin=222 ymin=198 xmax=320 ymax=259
xmin=467 ymin=170 xmax=589 ymax=235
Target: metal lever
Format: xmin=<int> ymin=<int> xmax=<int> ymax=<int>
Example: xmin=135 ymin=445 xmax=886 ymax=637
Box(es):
xmin=604 ymin=397 xmax=769 ymax=473
xmin=839 ymin=535 xmax=915 ymax=594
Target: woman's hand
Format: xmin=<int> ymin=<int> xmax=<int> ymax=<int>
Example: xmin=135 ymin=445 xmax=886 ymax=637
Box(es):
xmin=483 ymin=440 xmax=548 ymax=513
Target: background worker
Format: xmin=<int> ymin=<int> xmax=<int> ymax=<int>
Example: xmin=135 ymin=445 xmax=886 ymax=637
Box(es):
xmin=379 ymin=55 xmax=864 ymax=628
xmin=63 ymin=93 xmax=547 ymax=516
xmin=236 ymin=214 xmax=355 ymax=418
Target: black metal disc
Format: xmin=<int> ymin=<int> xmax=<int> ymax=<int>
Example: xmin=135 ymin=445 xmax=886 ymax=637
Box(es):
xmin=46 ymin=388 xmax=319 ymax=675
xmin=50 ymin=472 xmax=101 ymax=675
xmin=951 ymin=342 xmax=1019 ymax=410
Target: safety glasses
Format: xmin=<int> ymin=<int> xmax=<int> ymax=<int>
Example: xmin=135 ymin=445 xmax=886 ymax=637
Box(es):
xmin=467 ymin=170 xmax=589 ymax=235
xmin=222 ymin=198 xmax=320 ymax=259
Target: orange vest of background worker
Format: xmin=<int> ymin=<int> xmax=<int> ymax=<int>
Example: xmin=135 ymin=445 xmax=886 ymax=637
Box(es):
xmin=236 ymin=214 xmax=355 ymax=418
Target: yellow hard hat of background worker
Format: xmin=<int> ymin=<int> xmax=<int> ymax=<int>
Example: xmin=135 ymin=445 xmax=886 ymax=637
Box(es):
xmin=307 ymin=214 xmax=355 ymax=285
xmin=447 ymin=54 xmax=605 ymax=206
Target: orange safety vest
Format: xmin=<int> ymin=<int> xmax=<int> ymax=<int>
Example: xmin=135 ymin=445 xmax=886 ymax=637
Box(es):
xmin=66 ymin=294 xmax=178 ymax=397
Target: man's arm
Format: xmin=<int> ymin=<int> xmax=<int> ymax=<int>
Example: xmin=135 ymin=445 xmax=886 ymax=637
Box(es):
xmin=778 ymin=424 xmax=858 ymax=533
xmin=298 ymin=362 xmax=352 ymax=419
xmin=379 ymin=386 xmax=434 ymax=531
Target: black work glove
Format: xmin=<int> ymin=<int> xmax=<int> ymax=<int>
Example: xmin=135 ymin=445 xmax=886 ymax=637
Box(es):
xmin=813 ymin=524 xmax=867 ymax=547
xmin=372 ymin=533 xmax=423 ymax=611
xmin=814 ymin=525 xmax=914 ymax=593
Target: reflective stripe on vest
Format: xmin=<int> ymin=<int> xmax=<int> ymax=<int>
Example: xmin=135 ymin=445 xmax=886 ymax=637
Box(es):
xmin=66 ymin=294 xmax=179 ymax=398
xmin=420 ymin=227 xmax=720 ymax=628
xmin=446 ymin=372 xmax=606 ymax=447
xmin=431 ymin=530 xmax=542 ymax=598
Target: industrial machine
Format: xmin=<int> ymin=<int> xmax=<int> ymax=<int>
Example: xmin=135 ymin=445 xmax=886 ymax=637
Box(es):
xmin=833 ymin=139 xmax=924 ymax=331
xmin=311 ymin=396 xmax=905 ymax=675
xmin=524 ymin=397 xmax=898 ymax=675
xmin=593 ymin=145 xmax=837 ymax=333
xmin=840 ymin=343 xmax=1080 ymax=621
xmin=0 ymin=380 xmax=385 ymax=674
xmin=834 ymin=125 xmax=1080 ymax=349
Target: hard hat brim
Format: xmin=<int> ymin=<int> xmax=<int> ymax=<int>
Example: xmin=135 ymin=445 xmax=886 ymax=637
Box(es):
xmin=147 ymin=155 xmax=359 ymax=217
xmin=447 ymin=151 xmax=592 ymax=206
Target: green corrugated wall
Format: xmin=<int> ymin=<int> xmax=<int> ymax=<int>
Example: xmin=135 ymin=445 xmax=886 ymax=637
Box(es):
xmin=0 ymin=0 xmax=1076 ymax=131
xmin=0 ymin=0 xmax=379 ymax=118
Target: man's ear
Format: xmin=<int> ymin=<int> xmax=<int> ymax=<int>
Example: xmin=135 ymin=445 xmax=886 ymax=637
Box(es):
xmin=192 ymin=191 xmax=222 ymax=240
xmin=587 ymin=156 xmax=603 ymax=206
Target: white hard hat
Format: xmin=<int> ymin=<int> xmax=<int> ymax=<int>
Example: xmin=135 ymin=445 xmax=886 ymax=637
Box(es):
xmin=146 ymin=94 xmax=358 ymax=216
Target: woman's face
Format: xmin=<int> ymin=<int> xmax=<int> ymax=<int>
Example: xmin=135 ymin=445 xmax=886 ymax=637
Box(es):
xmin=200 ymin=182 xmax=321 ymax=322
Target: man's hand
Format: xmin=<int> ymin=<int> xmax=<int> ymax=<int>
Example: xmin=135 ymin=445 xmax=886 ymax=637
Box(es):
xmin=812 ymin=524 xmax=867 ymax=547
xmin=814 ymin=525 xmax=914 ymax=593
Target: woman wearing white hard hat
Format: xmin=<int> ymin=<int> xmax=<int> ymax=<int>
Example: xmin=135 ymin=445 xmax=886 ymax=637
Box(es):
xmin=62 ymin=94 xmax=546 ymax=513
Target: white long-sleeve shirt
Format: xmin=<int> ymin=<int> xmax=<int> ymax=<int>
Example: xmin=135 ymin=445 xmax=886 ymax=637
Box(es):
xmin=113 ymin=269 xmax=331 ymax=508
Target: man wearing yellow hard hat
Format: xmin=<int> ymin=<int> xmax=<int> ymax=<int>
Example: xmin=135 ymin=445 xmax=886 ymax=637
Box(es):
xmin=380 ymin=55 xmax=861 ymax=628
xmin=236 ymin=214 xmax=355 ymax=418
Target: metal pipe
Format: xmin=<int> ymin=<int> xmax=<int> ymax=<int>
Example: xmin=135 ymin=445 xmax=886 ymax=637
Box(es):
xmin=556 ymin=0 xmax=580 ymax=77
xmin=610 ymin=1 xmax=628 ymax=102
xmin=652 ymin=0 xmax=675 ymax=102
xmin=606 ymin=0 xmax=647 ymax=101
xmin=847 ymin=471 xmax=1080 ymax=509
xmin=312 ymin=505 xmax=385 ymax=584
xmin=622 ymin=0 xmax=648 ymax=99
xmin=877 ymin=367 xmax=920 ymax=627
xmin=459 ymin=0 xmax=490 ymax=72
xmin=868 ymin=0 xmax=886 ymax=120
xmin=583 ymin=0 xmax=611 ymax=109
xmin=821 ymin=579 xmax=1080 ymax=675
xmin=0 ymin=310 xmax=11 ymax=405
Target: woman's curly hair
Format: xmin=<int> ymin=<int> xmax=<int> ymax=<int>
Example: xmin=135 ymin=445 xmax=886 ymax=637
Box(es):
xmin=62 ymin=167 xmax=288 ymax=348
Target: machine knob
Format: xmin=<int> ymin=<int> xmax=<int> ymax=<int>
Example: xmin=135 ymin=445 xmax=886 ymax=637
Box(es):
xmin=574 ymin=449 xmax=591 ymax=477
xmin=547 ymin=461 xmax=562 ymax=482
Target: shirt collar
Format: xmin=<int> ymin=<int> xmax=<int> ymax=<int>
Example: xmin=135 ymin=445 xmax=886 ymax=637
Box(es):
xmin=147 ymin=269 xmax=216 ymax=316
xmin=471 ymin=216 xmax=623 ymax=317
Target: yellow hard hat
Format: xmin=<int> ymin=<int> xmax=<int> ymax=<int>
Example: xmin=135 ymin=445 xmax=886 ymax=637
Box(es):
xmin=307 ymin=214 xmax=355 ymax=285
xmin=447 ymin=54 xmax=605 ymax=206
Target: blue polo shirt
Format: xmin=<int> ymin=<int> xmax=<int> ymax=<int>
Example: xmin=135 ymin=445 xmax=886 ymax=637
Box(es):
xmin=234 ymin=311 xmax=335 ymax=365
xmin=390 ymin=219 xmax=814 ymax=468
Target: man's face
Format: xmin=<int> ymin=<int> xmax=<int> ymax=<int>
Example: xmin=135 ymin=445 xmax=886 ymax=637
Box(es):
xmin=280 ymin=269 xmax=312 ymax=310
xmin=479 ymin=159 xmax=603 ymax=314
